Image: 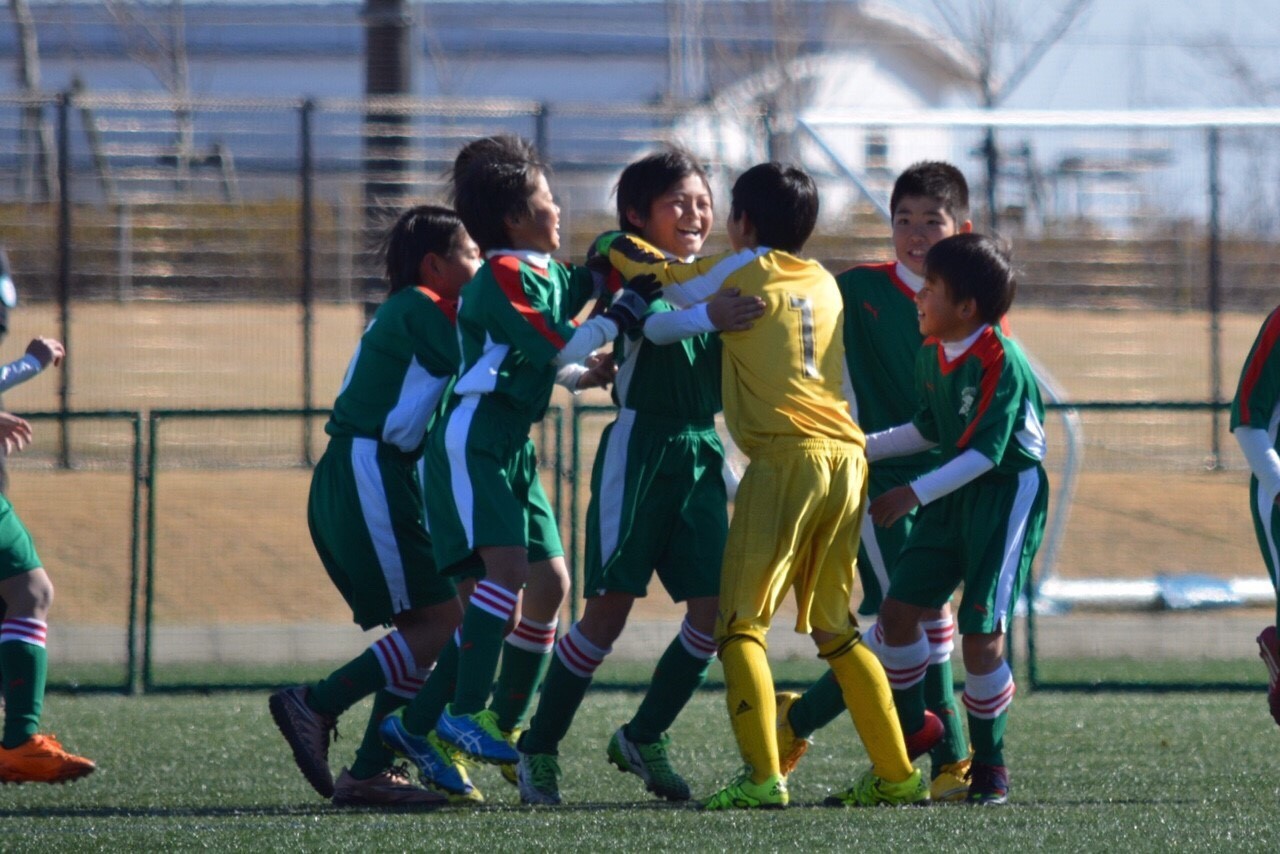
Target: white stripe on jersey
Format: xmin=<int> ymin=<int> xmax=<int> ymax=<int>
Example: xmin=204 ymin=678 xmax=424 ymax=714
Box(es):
xmin=454 ymin=333 xmax=508 ymax=395
xmin=383 ymin=356 xmax=451 ymax=453
xmin=445 ymin=395 xmax=480 ymax=547
xmin=1015 ymin=398 xmax=1047 ymax=461
xmin=351 ymin=437 xmax=410 ymax=612
xmin=596 ymin=408 xmax=637 ymax=566
xmin=993 ymin=467 xmax=1041 ymax=631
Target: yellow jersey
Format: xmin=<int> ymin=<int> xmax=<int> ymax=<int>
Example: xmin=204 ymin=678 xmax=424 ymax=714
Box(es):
xmin=607 ymin=237 xmax=862 ymax=457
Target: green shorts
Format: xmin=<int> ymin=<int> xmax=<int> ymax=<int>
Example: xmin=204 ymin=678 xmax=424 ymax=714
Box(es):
xmin=424 ymin=395 xmax=563 ymax=574
xmin=888 ymin=466 xmax=1048 ymax=635
xmin=0 ymin=494 xmax=42 ymax=581
xmin=855 ymin=462 xmax=928 ymax=618
xmin=308 ymin=436 xmax=457 ymax=630
xmin=583 ymin=409 xmax=725 ymax=601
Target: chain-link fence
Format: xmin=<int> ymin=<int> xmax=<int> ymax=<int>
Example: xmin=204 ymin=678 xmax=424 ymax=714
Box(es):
xmin=3 ymin=92 xmax=1280 ymax=690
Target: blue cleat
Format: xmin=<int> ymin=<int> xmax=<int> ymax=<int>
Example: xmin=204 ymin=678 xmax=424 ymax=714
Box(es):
xmin=436 ymin=706 xmax=519 ymax=765
xmin=378 ymin=715 xmax=474 ymax=797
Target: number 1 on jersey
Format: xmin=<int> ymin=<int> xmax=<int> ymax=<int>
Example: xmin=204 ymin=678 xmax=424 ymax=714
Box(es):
xmin=788 ymin=294 xmax=820 ymax=379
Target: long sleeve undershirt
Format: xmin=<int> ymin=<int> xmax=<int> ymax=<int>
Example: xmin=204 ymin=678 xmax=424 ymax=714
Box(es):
xmin=1235 ymin=425 xmax=1280 ymax=505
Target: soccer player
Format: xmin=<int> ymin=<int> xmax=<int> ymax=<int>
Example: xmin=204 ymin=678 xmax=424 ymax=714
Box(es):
xmin=0 ymin=336 xmax=96 ymax=785
xmin=411 ymin=135 xmax=661 ymax=773
xmin=600 ymin=162 xmax=927 ymax=810
xmin=269 ymin=205 xmax=480 ymax=807
xmin=1231 ymin=303 xmax=1280 ymax=727
xmin=515 ymin=147 xmax=764 ymax=805
xmin=777 ymin=162 xmax=972 ymax=801
xmin=868 ymin=233 xmax=1048 ymax=806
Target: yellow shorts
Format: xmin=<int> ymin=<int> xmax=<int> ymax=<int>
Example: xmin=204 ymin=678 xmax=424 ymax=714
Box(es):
xmin=715 ymin=437 xmax=867 ymax=647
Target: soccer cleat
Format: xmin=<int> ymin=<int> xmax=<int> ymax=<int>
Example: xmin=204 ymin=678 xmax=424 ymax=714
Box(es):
xmin=378 ymin=716 xmax=475 ymax=797
xmin=823 ymin=768 xmax=930 ymax=807
xmin=268 ymin=685 xmax=337 ymax=798
xmin=775 ymin=691 xmax=812 ymax=777
xmin=702 ymin=769 xmax=788 ymax=811
xmin=516 ymin=750 xmax=562 ymax=805
xmin=930 ymin=758 xmax=972 ymax=803
xmin=965 ymin=762 xmax=1009 ymax=806
xmin=605 ymin=727 xmax=691 ymax=801
xmin=0 ymin=734 xmax=96 ymax=784
xmin=330 ymin=765 xmax=447 ymax=808
xmin=436 ymin=706 xmax=519 ymax=765
xmin=498 ymin=727 xmax=522 ymax=786
xmin=1256 ymin=626 xmax=1280 ymax=727
xmin=905 ymin=710 xmax=944 ymax=760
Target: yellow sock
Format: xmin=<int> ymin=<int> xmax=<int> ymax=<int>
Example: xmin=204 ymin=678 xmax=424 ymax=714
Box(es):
xmin=719 ymin=636 xmax=777 ymax=783
xmin=824 ymin=637 xmax=913 ymax=783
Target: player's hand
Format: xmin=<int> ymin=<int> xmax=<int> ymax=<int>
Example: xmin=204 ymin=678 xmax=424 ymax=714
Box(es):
xmin=624 ymin=273 xmax=663 ymax=304
xmin=576 ymin=352 xmax=616 ymax=390
xmin=707 ymin=288 xmax=766 ymax=332
xmin=0 ymin=411 xmax=33 ymax=455
xmin=869 ymin=485 xmax=920 ymax=527
xmin=585 ymin=231 xmax=626 ymax=274
xmin=25 ymin=337 xmax=64 ymax=368
xmin=602 ymin=289 xmax=648 ymax=333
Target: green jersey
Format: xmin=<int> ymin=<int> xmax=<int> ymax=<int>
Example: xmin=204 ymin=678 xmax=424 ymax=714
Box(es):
xmin=451 ymin=252 xmax=596 ymax=426
xmin=326 ymin=284 xmax=460 ymax=456
xmin=914 ymin=325 xmax=1045 ymax=475
xmin=1231 ymin=304 xmax=1280 ymax=437
xmin=613 ymin=298 xmax=722 ymax=421
xmin=837 ymin=262 xmax=937 ymax=470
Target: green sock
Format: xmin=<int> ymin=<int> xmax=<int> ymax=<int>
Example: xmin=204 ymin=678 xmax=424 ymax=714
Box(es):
xmin=349 ymin=690 xmax=406 ymax=780
xmin=924 ymin=660 xmax=967 ymax=768
xmin=1 ymin=640 xmax=45 ymax=749
xmin=787 ymin=670 xmax=846 ymax=741
xmin=968 ymin=709 xmax=1008 ymax=767
xmin=520 ymin=655 xmax=591 ymax=755
xmin=404 ymin=637 xmax=458 ymax=735
xmin=626 ymin=638 xmax=711 ymax=743
xmin=451 ymin=604 xmax=509 ymax=714
xmin=491 ymin=643 xmax=552 ymax=733
xmin=891 ymin=680 xmax=928 ymax=735
xmin=309 ymin=648 xmax=385 ymax=718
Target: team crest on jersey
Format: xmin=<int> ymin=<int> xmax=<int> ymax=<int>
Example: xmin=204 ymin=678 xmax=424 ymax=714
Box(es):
xmin=959 ymin=386 xmax=978 ymax=417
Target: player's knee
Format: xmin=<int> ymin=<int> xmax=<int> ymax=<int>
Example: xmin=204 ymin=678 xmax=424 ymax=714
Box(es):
xmin=716 ymin=629 xmax=765 ymax=659
xmin=814 ymin=626 xmax=860 ymax=661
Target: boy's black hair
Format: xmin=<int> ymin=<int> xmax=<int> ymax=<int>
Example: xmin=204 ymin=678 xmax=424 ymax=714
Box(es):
xmin=448 ymin=135 xmax=545 ymax=252
xmin=615 ymin=146 xmax=711 ymax=234
xmin=924 ymin=233 xmax=1016 ymax=324
xmin=381 ymin=205 xmax=466 ymax=294
xmin=890 ymin=161 xmax=970 ymax=222
xmin=729 ymin=162 xmax=817 ymax=253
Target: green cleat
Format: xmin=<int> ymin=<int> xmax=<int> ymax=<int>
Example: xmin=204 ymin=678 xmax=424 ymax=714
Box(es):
xmin=606 ymin=727 xmax=691 ymax=801
xmin=702 ymin=769 xmax=788 ymax=811
xmin=516 ymin=750 xmax=562 ymax=805
xmin=823 ymin=768 xmax=930 ymax=808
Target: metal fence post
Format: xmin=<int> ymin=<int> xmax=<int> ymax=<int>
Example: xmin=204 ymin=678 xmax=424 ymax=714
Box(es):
xmin=1206 ymin=126 xmax=1223 ymax=470
xmin=56 ymin=90 xmax=72 ymax=468
xmin=300 ymin=99 xmax=316 ymax=466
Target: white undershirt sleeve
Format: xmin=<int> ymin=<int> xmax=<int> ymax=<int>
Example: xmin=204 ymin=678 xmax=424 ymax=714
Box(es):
xmin=866 ymin=422 xmax=934 ymax=462
xmin=910 ymin=449 xmax=996 ymax=506
xmin=554 ymin=315 xmax=619 ymax=367
xmin=1234 ymin=426 xmax=1280 ymax=505
xmin=554 ymin=363 xmax=589 ymax=393
xmin=643 ymin=304 xmax=716 ymax=345
xmin=0 ymin=355 xmax=43 ymax=394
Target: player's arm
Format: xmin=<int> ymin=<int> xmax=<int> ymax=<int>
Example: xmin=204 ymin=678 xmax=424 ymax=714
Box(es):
xmin=590 ymin=231 xmax=765 ymax=308
xmin=1232 ymin=307 xmax=1280 ymax=504
xmin=642 ymin=289 xmax=766 ymax=345
xmin=868 ymin=447 xmax=995 ymax=527
xmin=0 ymin=336 xmax=63 ymax=394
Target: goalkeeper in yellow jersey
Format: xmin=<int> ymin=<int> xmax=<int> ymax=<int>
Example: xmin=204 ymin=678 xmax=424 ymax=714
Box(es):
xmin=596 ymin=163 xmax=927 ymax=809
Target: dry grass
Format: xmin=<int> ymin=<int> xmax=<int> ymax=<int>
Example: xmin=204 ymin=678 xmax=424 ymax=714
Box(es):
xmin=0 ymin=301 xmax=1268 ymax=628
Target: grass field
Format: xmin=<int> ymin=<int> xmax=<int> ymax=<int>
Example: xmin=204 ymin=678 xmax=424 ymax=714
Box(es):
xmin=2 ymin=675 xmax=1277 ymax=851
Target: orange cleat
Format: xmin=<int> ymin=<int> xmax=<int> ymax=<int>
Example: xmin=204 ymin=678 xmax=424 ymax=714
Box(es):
xmin=0 ymin=734 xmax=96 ymax=784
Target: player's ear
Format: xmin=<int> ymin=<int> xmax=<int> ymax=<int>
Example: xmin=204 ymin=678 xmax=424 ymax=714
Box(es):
xmin=959 ymin=296 xmax=977 ymax=318
xmin=419 ymin=252 xmax=442 ymax=286
xmin=624 ymin=206 xmax=647 ymax=232
xmin=959 ymin=219 xmax=973 ymax=234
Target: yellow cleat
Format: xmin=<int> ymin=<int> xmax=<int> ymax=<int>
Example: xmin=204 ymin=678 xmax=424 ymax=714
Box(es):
xmin=930 ymin=758 xmax=972 ymax=803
